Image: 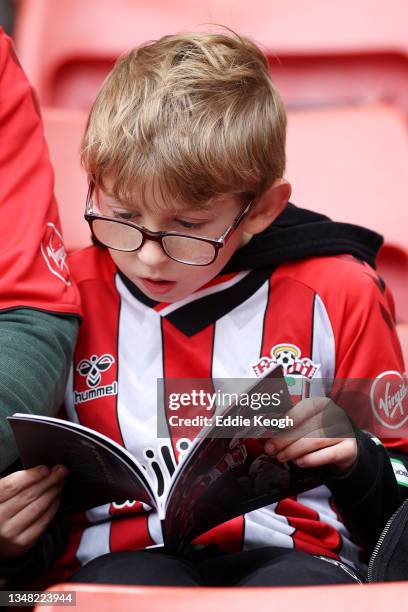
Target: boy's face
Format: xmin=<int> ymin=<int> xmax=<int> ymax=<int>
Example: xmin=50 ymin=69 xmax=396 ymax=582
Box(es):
xmin=95 ymin=180 xmax=250 ymax=303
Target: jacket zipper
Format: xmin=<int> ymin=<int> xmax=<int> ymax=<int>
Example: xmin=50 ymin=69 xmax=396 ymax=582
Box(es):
xmin=367 ymin=501 xmax=408 ymax=582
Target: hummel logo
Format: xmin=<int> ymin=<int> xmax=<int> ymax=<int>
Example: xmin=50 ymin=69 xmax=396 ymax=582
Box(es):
xmin=77 ymin=354 xmax=115 ymax=388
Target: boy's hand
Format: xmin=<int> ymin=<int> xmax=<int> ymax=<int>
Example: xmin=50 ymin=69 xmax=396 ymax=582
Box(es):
xmin=0 ymin=465 xmax=68 ymax=559
xmin=264 ymin=397 xmax=357 ymax=474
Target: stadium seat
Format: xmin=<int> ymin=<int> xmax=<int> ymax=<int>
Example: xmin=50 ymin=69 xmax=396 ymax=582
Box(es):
xmin=42 ymin=107 xmax=89 ymax=251
xmin=286 ymin=104 xmax=408 ymax=252
xmin=36 ymin=581 xmax=408 ymax=612
xmin=286 ymin=103 xmax=408 ymax=324
xmin=14 ymin=0 xmax=408 ymax=112
xmin=14 ymin=0 xmax=219 ymax=110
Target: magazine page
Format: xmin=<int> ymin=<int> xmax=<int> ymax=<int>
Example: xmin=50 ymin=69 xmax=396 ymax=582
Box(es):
xmin=162 ymin=368 xmax=324 ymax=551
xmin=8 ymin=414 xmax=156 ymax=513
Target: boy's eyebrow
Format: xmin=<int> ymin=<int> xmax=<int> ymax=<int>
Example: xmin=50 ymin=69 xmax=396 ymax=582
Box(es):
xmin=171 ymin=204 xmax=215 ymax=215
xmin=98 ymin=189 xmax=217 ymax=214
xmin=101 ymin=198 xmax=213 ymax=215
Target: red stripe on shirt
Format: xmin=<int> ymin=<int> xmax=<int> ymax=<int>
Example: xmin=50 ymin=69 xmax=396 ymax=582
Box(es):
xmin=73 ymin=277 xmax=124 ymax=445
xmin=161 ymin=318 xmax=215 ymax=462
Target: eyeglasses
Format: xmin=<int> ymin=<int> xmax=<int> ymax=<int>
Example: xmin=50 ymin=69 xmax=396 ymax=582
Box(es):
xmin=84 ymin=182 xmax=254 ymax=266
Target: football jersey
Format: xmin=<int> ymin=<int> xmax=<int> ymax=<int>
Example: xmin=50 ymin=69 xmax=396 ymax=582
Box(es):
xmin=0 ymin=29 xmax=79 ymax=314
xmin=55 ymin=245 xmax=406 ymax=580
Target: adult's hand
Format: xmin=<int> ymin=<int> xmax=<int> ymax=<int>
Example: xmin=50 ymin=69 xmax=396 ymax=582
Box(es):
xmin=0 ymin=464 xmax=68 ymax=558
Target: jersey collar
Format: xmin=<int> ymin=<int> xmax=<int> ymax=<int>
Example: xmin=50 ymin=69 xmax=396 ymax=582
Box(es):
xmin=117 ymin=268 xmax=271 ymax=336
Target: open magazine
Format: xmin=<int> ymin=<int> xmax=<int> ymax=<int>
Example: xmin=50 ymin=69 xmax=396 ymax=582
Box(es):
xmin=8 ymin=366 xmax=324 ymax=552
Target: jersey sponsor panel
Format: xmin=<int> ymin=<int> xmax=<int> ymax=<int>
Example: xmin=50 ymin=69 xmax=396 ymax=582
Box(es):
xmin=370 ymin=370 xmax=408 ymax=432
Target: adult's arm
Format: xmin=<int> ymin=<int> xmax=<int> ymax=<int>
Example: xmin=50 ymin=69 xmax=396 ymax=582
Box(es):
xmin=0 ymin=29 xmax=81 ymax=470
xmin=0 ymin=309 xmax=78 ymax=472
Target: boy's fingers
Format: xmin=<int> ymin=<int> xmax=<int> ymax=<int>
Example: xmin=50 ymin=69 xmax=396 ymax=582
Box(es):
xmin=264 ymin=399 xmax=328 ymax=452
xmin=285 ymin=396 xmax=350 ymax=431
xmin=265 ymin=398 xmax=352 ymax=454
xmin=264 ymin=419 xmax=325 ymax=454
xmin=272 ymin=437 xmax=340 ymax=463
xmin=265 ymin=414 xmax=355 ymax=455
xmin=0 ymin=466 xmax=51 ymax=503
xmin=285 ymin=397 xmax=330 ymax=428
xmin=266 ymin=419 xmax=322 ymax=452
xmin=293 ymin=439 xmax=357 ymax=470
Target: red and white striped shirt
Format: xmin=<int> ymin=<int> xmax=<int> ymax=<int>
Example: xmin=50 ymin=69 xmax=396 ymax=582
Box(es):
xmin=55 ymin=245 xmax=405 ymax=579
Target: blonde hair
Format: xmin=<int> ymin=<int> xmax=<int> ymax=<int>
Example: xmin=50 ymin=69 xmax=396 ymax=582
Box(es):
xmin=81 ymin=29 xmax=287 ymax=210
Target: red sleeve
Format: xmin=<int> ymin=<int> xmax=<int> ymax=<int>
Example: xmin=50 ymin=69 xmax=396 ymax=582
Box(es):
xmin=0 ymin=28 xmax=80 ymax=315
xmin=320 ymin=256 xmax=407 ymax=451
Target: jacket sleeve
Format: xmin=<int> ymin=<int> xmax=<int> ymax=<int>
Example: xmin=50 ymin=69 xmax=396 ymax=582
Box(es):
xmin=0 ymin=308 xmax=78 ymax=472
xmin=326 ymin=428 xmax=401 ymax=557
xmin=319 ymin=257 xmax=408 ymax=556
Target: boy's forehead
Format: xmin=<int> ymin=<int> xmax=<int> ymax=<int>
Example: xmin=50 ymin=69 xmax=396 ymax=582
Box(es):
xmin=97 ymin=179 xmax=234 ymax=214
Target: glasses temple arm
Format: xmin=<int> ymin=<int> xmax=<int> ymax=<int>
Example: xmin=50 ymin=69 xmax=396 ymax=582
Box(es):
xmin=219 ymin=199 xmax=254 ymax=241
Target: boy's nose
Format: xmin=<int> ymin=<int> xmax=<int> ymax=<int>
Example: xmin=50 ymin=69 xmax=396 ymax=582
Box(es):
xmin=136 ymin=238 xmax=170 ymax=266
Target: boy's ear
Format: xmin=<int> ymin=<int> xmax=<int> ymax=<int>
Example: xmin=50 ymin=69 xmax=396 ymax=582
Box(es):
xmin=242 ymin=179 xmax=292 ymax=235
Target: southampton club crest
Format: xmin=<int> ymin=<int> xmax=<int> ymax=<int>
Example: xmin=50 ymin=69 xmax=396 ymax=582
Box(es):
xmin=251 ymin=343 xmax=320 ymax=397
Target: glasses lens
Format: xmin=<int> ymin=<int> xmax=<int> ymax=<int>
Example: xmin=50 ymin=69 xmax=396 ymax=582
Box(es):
xmin=163 ymin=235 xmax=216 ymax=265
xmin=92 ymin=219 xmax=143 ymax=252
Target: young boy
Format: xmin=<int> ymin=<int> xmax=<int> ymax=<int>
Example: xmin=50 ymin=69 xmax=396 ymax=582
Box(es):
xmin=0 ymin=30 xmax=407 ymax=588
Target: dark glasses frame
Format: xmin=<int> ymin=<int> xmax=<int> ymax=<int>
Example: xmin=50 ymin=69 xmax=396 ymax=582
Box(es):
xmin=84 ymin=181 xmax=255 ymax=266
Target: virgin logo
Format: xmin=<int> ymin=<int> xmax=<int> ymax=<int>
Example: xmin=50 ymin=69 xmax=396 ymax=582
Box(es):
xmin=370 ymin=371 xmax=408 ymax=430
xmin=40 ymin=222 xmax=70 ymax=285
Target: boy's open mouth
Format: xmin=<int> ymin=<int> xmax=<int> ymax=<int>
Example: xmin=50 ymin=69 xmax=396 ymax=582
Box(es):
xmin=139 ymin=277 xmax=176 ymax=295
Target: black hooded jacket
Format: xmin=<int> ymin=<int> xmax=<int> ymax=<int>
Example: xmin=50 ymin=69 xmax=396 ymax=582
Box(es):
xmin=226 ymin=202 xmax=383 ymax=272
